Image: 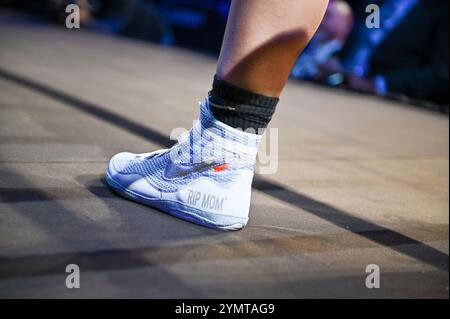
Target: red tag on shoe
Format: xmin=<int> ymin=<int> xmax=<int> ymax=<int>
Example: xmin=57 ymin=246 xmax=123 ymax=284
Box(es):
xmin=214 ymin=163 xmax=229 ymax=172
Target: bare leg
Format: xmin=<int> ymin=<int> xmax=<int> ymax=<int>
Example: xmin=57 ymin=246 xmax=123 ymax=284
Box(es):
xmin=217 ymin=0 xmax=329 ymax=97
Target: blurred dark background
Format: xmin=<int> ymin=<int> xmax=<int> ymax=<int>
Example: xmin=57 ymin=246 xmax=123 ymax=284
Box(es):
xmin=0 ymin=0 xmax=448 ymax=112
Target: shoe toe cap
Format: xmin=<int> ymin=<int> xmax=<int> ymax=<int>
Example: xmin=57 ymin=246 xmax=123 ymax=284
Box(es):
xmin=108 ymin=152 xmax=135 ymax=172
xmin=107 ymin=152 xmax=141 ymax=185
xmin=106 ymin=152 xmax=162 ymax=198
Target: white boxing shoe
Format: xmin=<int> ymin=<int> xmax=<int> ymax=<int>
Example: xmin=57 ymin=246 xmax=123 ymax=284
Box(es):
xmin=106 ymin=99 xmax=261 ymax=230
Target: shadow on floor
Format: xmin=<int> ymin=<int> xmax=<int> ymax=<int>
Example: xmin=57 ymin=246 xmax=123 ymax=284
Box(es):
xmin=0 ymin=68 xmax=448 ymax=275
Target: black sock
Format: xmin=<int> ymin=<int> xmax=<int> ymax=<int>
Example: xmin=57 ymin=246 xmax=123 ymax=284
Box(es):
xmin=208 ymin=76 xmax=279 ymax=134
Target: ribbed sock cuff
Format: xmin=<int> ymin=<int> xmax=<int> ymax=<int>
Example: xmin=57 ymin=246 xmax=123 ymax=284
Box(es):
xmin=211 ymin=75 xmax=279 ymax=108
xmin=208 ymin=76 xmax=279 ymax=132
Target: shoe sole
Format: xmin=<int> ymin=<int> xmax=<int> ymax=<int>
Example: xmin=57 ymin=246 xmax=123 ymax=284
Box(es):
xmin=105 ymin=172 xmax=247 ymax=231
